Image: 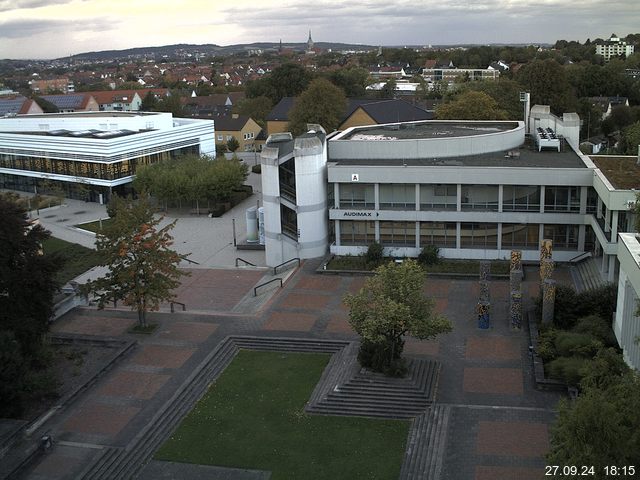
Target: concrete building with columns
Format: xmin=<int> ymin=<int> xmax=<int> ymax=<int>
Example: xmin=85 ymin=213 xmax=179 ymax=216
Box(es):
xmin=259 ymin=107 xmax=639 ymax=286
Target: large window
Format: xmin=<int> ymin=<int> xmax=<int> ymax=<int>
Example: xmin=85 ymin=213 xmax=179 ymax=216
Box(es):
xmin=419 ymin=222 xmax=456 ymax=247
xmin=501 ymin=223 xmax=539 ymax=249
xmin=544 ymin=186 xmax=580 ymax=212
xmin=502 ymin=186 xmax=541 ymax=212
xmin=379 ymin=184 xmax=415 ymax=210
xmin=420 ymin=184 xmax=457 ymax=210
xmin=460 ymin=223 xmax=498 ymax=249
xmin=339 ymin=220 xmax=376 ymax=245
xmin=379 ymin=221 xmax=415 ymax=246
xmin=461 ymin=185 xmax=499 ymax=211
xmin=280 ymin=205 xmax=298 ymax=240
xmin=339 ymin=184 xmax=374 ymax=209
xmin=278 ymin=158 xmax=296 ymax=202
xmin=543 ymin=224 xmax=578 ymax=249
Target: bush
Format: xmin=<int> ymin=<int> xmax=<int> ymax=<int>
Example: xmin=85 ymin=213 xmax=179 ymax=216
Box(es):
xmin=547 ymin=356 xmax=593 ymax=386
xmin=580 ymin=348 xmax=630 ymax=390
xmin=365 ymin=242 xmax=384 ymax=265
xmin=252 ymin=164 xmax=262 ymax=174
xmin=554 ymin=331 xmax=603 ymax=358
xmin=418 ymin=245 xmax=440 ymax=266
xmin=536 ymin=328 xmax=559 ymax=361
xmin=572 ymin=315 xmax=617 ymax=347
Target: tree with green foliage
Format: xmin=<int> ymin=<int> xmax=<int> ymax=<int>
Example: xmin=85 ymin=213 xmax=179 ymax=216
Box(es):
xmin=344 ymin=259 xmax=452 ymax=375
xmin=287 ymin=78 xmax=347 ymax=135
xmin=620 ymin=121 xmax=640 ymax=155
xmin=85 ymin=195 xmax=187 ymax=327
xmin=516 ymin=59 xmax=576 ymax=114
xmin=328 ymin=66 xmax=371 ymax=97
xmin=226 ymin=136 xmax=240 ymax=152
xmin=140 ymin=91 xmax=159 ymax=111
xmin=436 ymin=90 xmax=509 ymax=120
xmin=245 ymin=63 xmax=314 ymax=104
xmin=457 ymin=78 xmax=525 ymax=119
xmin=378 ymin=78 xmax=397 ymax=99
xmin=234 ymin=95 xmax=273 ymax=128
xmin=0 ymin=194 xmax=60 ymax=358
xmin=547 ymin=371 xmax=640 ymax=475
xmin=156 ymin=92 xmax=184 ymax=117
xmin=0 ymin=195 xmax=60 ymax=417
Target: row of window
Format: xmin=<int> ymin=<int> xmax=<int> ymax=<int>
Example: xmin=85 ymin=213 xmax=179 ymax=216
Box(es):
xmin=0 ymin=146 xmax=199 ymax=180
xmin=338 ymin=184 xmax=592 ymax=213
xmin=338 ymin=221 xmax=579 ymax=250
xmin=216 ymin=132 xmax=256 ymax=142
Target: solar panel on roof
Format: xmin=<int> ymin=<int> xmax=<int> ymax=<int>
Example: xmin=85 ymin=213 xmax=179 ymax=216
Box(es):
xmin=41 ymin=94 xmax=84 ymax=109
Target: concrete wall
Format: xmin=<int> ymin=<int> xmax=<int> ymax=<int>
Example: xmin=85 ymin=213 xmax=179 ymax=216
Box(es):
xmin=615 ymin=233 xmax=640 ymax=370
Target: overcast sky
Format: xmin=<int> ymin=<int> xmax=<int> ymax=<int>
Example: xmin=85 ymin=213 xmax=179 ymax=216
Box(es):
xmin=0 ymin=0 xmax=637 ymax=60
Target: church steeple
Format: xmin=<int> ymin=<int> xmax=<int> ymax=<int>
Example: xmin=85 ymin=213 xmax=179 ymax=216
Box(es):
xmin=307 ymin=29 xmax=314 ymax=53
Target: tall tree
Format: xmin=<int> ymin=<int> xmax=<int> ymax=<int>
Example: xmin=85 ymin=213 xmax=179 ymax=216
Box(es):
xmin=0 ymin=194 xmax=59 ymax=358
xmin=328 ymin=66 xmax=371 ymax=97
xmin=85 ymin=196 xmax=187 ymax=327
xmin=234 ymin=95 xmax=273 ymax=128
xmin=344 ymin=260 xmax=452 ymax=375
xmin=287 ymin=78 xmax=347 ymax=135
xmin=436 ymin=90 xmax=509 ymax=120
xmin=516 ymin=59 xmax=576 ymax=114
xmin=246 ymin=63 xmax=314 ymax=104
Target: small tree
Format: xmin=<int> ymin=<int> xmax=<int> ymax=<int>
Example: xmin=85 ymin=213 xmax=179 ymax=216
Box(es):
xmin=85 ymin=195 xmax=188 ymax=327
xmin=227 ymin=136 xmax=240 ymax=152
xmin=344 ymin=259 xmax=452 ymax=375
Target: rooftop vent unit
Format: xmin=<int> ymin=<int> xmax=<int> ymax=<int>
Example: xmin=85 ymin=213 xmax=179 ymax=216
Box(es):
xmin=535 ymin=127 xmax=560 ymax=152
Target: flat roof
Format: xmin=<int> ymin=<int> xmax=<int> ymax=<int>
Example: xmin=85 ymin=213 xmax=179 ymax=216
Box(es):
xmin=16 ymin=111 xmax=159 ymax=119
xmin=330 ymin=137 xmax=586 ymax=169
xmin=0 ymin=128 xmax=149 ymax=140
xmin=590 ymin=155 xmax=640 ymax=189
xmin=340 ymin=121 xmax=519 ymax=141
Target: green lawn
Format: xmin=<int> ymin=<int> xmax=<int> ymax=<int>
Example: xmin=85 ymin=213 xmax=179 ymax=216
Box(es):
xmin=42 ymin=237 xmax=101 ymax=284
xmin=156 ymin=350 xmax=409 ymax=480
xmin=74 ymin=217 xmax=113 ymax=233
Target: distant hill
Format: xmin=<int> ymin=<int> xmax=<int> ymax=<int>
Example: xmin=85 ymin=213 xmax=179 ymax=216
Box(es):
xmin=63 ymin=42 xmax=379 ymax=62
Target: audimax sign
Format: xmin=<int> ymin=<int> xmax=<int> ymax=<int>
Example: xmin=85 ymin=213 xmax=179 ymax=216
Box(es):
xmin=342 ymin=211 xmax=379 ymax=217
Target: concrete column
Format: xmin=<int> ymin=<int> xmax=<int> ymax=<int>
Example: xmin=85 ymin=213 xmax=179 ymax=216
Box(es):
xmin=456 ymin=222 xmax=461 ymax=249
xmin=415 ymin=221 xmax=420 ymax=248
xmin=539 ymin=224 xmax=545 ymax=246
xmin=597 ymin=197 xmax=603 ymax=219
xmin=578 ymin=224 xmax=586 ymax=251
xmin=498 ymin=185 xmax=503 ymax=213
xmin=374 ymin=183 xmax=380 ymax=210
xmin=333 ymin=183 xmax=340 ymax=209
xmin=611 ymin=211 xmax=619 ymax=239
xmin=579 ymin=186 xmax=588 ymax=215
xmin=456 ymin=184 xmax=462 ymax=212
xmin=608 ymin=255 xmax=616 ymax=283
xmin=601 ymin=252 xmax=607 ymax=274
xmin=335 ymin=220 xmax=341 ymax=246
xmin=605 ymin=208 xmax=611 ymax=233
xmin=540 ymin=186 xmax=545 ymax=213
xmin=497 ymin=223 xmax=503 ymax=251
xmin=375 ymin=220 xmax=380 ymax=242
xmin=415 ymin=184 xmax=420 ymax=211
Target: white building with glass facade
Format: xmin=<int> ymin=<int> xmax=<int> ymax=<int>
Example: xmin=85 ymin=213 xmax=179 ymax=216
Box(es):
xmin=0 ymin=111 xmax=215 ymax=202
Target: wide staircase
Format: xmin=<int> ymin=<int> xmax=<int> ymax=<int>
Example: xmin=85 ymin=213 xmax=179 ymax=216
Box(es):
xmin=571 ymin=256 xmax=607 ymax=292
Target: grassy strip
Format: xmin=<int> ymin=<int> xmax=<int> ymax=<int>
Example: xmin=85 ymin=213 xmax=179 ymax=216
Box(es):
xmin=42 ymin=237 xmax=101 ymax=284
xmin=327 ymin=255 xmax=510 ymax=275
xmin=156 ymin=350 xmax=409 ymax=480
xmin=74 ymin=218 xmax=113 ymax=233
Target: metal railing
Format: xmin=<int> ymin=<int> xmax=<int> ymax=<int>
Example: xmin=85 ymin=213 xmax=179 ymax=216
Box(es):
xmin=254 ymin=278 xmax=283 ymax=296
xmin=568 ymin=251 xmax=592 ymax=263
xmin=273 ymin=257 xmax=300 ymax=275
xmin=235 ymin=257 xmax=256 ymax=267
xmin=180 ymin=255 xmax=200 ymax=265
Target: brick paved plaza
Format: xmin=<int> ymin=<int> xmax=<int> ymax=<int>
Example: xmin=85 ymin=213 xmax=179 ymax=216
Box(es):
xmin=20 ymin=261 xmax=566 ymax=480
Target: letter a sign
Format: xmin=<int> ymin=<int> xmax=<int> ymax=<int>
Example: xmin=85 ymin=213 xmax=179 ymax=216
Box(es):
xmin=351 ymin=173 xmax=359 ymax=182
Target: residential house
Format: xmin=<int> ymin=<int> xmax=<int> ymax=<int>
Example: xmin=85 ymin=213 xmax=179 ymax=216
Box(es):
xmin=214 ymin=114 xmax=262 ymax=152
xmin=40 ymin=93 xmax=99 ymax=113
xmin=30 ymin=77 xmax=73 ymax=94
xmin=84 ymin=90 xmax=143 ymax=111
xmin=588 ymin=96 xmax=630 ymax=119
xmin=0 ymin=96 xmax=44 ymax=116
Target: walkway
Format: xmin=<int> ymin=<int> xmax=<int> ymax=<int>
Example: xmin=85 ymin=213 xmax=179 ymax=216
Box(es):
xmin=15 ymin=260 xmax=567 ymax=480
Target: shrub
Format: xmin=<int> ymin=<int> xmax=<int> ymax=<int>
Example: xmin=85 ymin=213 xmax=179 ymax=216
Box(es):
xmin=576 ymin=284 xmax=617 ymax=323
xmin=572 ymin=315 xmax=617 ymax=347
xmin=252 ymin=164 xmax=262 ymax=174
xmin=418 ymin=245 xmax=440 ymax=266
xmin=551 ymin=284 xmax=580 ymax=329
xmin=554 ymin=331 xmax=603 ymax=358
xmin=547 ymin=356 xmax=593 ymax=386
xmin=365 ymin=241 xmax=384 ymax=265
xmin=536 ymin=328 xmax=559 ymax=361
xmin=580 ymin=347 xmax=630 ymax=390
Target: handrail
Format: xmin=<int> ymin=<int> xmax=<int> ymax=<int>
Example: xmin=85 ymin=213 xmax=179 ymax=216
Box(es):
xmin=273 ymin=257 xmax=300 ymax=275
xmin=236 ymin=257 xmax=256 ymax=267
xmin=180 ymin=255 xmax=200 ymax=265
xmin=170 ymin=301 xmax=186 ymax=313
xmin=568 ymin=251 xmax=592 ymax=263
xmin=254 ymin=278 xmax=283 ymax=296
